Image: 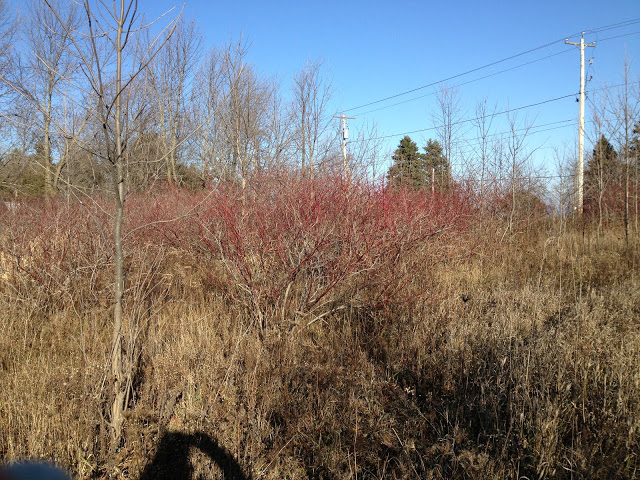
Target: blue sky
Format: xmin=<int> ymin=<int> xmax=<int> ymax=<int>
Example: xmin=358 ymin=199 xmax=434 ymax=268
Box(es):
xmin=148 ymin=1 xmax=638 ymax=176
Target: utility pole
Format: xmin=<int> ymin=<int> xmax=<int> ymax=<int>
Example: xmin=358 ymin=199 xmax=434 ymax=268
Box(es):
xmin=334 ymin=113 xmax=355 ymax=182
xmin=566 ymin=32 xmax=595 ymax=215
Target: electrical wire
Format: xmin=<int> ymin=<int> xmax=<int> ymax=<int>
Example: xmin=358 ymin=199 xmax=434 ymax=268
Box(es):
xmin=351 ymin=80 xmax=639 ymax=145
xmin=344 ymin=40 xmax=565 ymax=113
xmin=344 ymin=18 xmax=640 ymax=114
xmin=354 ymin=94 xmax=574 ymax=143
xmin=596 ymin=30 xmax=640 ymax=42
xmin=457 ymin=120 xmax=579 ymax=152
xmin=585 ymin=18 xmax=640 ymax=35
xmin=459 ymin=173 xmax=575 ymax=183
xmin=583 ymin=30 xmax=640 ymax=94
xmin=356 ymin=49 xmax=573 ymax=117
xmin=356 ymin=29 xmax=640 ymax=117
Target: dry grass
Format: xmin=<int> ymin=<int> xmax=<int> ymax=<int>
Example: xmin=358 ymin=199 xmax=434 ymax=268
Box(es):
xmin=0 ymin=195 xmax=639 ymax=479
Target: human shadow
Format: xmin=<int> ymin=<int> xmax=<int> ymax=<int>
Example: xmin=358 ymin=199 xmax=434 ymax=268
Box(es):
xmin=139 ymin=431 xmax=250 ymax=480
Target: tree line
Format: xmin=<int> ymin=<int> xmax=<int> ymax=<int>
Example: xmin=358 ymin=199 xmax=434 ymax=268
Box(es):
xmin=0 ymin=0 xmax=638 ymax=225
xmin=386 ymin=84 xmax=640 ymax=235
xmin=0 ymin=0 xmax=353 ymax=200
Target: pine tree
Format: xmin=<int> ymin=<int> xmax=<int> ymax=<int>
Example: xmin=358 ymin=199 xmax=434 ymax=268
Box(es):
xmin=584 ymin=134 xmax=624 ymax=218
xmin=422 ymin=139 xmax=451 ymax=190
xmin=387 ymin=136 xmax=452 ymax=190
xmin=630 ymin=122 xmax=640 ymax=162
xmin=387 ymin=136 xmax=427 ymax=189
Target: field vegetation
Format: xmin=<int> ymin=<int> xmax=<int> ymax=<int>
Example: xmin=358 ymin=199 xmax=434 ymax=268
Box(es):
xmin=1 ymin=175 xmax=639 ymax=479
xmin=0 ymin=0 xmax=639 ymax=478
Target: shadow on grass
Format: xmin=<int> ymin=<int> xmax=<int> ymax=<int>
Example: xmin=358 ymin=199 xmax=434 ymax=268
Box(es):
xmin=139 ymin=431 xmax=249 ymax=480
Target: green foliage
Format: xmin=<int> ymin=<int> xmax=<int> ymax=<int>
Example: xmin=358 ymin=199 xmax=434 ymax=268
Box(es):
xmin=422 ymin=138 xmax=451 ymax=190
xmin=387 ymin=136 xmax=426 ymax=189
xmin=630 ymin=122 xmax=640 ymax=162
xmin=0 ymin=148 xmax=45 ymax=197
xmin=175 ymin=162 xmax=205 ymax=189
xmin=584 ymin=134 xmax=624 ymax=216
xmin=387 ymin=136 xmax=451 ymax=190
xmin=586 ymin=135 xmax=622 ymax=184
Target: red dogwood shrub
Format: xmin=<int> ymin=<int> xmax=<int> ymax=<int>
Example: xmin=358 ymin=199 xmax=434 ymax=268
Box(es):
xmin=185 ymin=173 xmax=473 ymax=327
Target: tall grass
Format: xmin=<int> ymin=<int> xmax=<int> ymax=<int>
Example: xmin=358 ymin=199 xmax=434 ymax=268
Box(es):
xmin=0 ymin=176 xmax=638 ymax=479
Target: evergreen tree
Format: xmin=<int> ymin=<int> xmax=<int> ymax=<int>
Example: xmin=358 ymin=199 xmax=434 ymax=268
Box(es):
xmin=422 ymin=139 xmax=451 ymax=190
xmin=630 ymin=122 xmax=640 ymax=163
xmin=387 ymin=136 xmax=427 ymax=189
xmin=387 ymin=136 xmax=451 ymax=190
xmin=584 ymin=134 xmax=624 ymax=217
xmin=585 ymin=135 xmax=621 ymax=189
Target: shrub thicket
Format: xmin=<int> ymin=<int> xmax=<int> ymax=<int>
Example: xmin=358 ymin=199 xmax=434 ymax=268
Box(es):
xmin=0 ymin=176 xmax=638 ymax=479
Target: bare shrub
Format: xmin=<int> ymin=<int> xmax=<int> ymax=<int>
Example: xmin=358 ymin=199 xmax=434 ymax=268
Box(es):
xmin=0 ymin=178 xmax=638 ymax=479
xmin=187 ymin=173 xmax=472 ymax=330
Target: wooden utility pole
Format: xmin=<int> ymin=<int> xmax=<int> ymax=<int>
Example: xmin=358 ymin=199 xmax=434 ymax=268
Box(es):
xmin=566 ymin=33 xmax=595 ymax=215
xmin=334 ymin=113 xmax=355 ymax=182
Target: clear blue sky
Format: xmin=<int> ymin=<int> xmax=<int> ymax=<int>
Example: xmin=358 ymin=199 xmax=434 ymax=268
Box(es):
xmin=148 ymin=0 xmax=639 ymax=176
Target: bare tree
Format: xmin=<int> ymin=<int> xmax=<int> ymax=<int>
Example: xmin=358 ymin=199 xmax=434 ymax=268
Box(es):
xmin=42 ymin=0 xmax=180 ymax=450
xmin=0 ymin=0 xmax=18 ymax=195
xmin=190 ymin=42 xmax=270 ymax=184
xmin=212 ymin=40 xmax=282 ymax=189
xmin=0 ymin=0 xmax=15 ymax=100
xmin=148 ymin=19 xmax=202 ymax=185
xmin=17 ymin=0 xmax=80 ymax=196
xmin=350 ymin=120 xmax=383 ymax=180
xmin=217 ymin=39 xmax=252 ymax=187
xmin=292 ymin=59 xmax=332 ymax=177
xmin=190 ymin=47 xmax=225 ymax=179
xmin=610 ymin=56 xmax=639 ymax=246
xmin=586 ymin=90 xmax=611 ymax=237
xmin=433 ymin=83 xmax=464 ymax=186
xmin=633 ymin=126 xmax=640 ymax=239
xmin=262 ymin=79 xmax=291 ymax=172
xmin=504 ymin=109 xmax=536 ymax=237
xmin=550 ymin=143 xmax=577 ymax=235
xmin=472 ymin=97 xmax=497 ymax=208
xmin=235 ymin=67 xmax=277 ymax=179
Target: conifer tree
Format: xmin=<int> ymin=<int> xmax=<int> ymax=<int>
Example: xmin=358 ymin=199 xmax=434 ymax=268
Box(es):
xmin=387 ymin=136 xmax=425 ymax=188
xmin=387 ymin=136 xmax=451 ymax=190
xmin=422 ymin=139 xmax=451 ymax=190
xmin=584 ymin=134 xmax=624 ymax=219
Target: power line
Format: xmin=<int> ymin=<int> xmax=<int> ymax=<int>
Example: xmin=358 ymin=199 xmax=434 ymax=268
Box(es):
xmin=460 ymin=173 xmax=575 ymax=183
xmin=356 ymin=29 xmax=640 ymax=118
xmin=583 ymin=30 xmax=640 ymax=94
xmin=596 ymin=30 xmax=640 ymax=42
xmin=344 ymin=18 xmax=640 ymax=114
xmin=356 ymin=49 xmax=573 ymax=117
xmin=344 ymin=40 xmax=564 ymax=112
xmin=354 ymin=94 xmax=575 ymax=143
xmin=456 ymin=119 xmax=579 ymax=152
xmin=585 ymin=18 xmax=640 ymax=35
xmin=351 ymin=80 xmax=639 ymax=145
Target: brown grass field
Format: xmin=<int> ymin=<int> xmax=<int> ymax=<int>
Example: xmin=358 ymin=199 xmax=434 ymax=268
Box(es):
xmin=0 ymin=182 xmax=638 ymax=479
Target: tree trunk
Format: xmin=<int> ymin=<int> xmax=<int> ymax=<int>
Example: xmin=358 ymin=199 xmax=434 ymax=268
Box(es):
xmin=43 ymin=107 xmax=53 ymax=197
xmin=110 ymin=5 xmax=127 ymax=451
xmin=111 ymin=187 xmax=126 ymax=450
